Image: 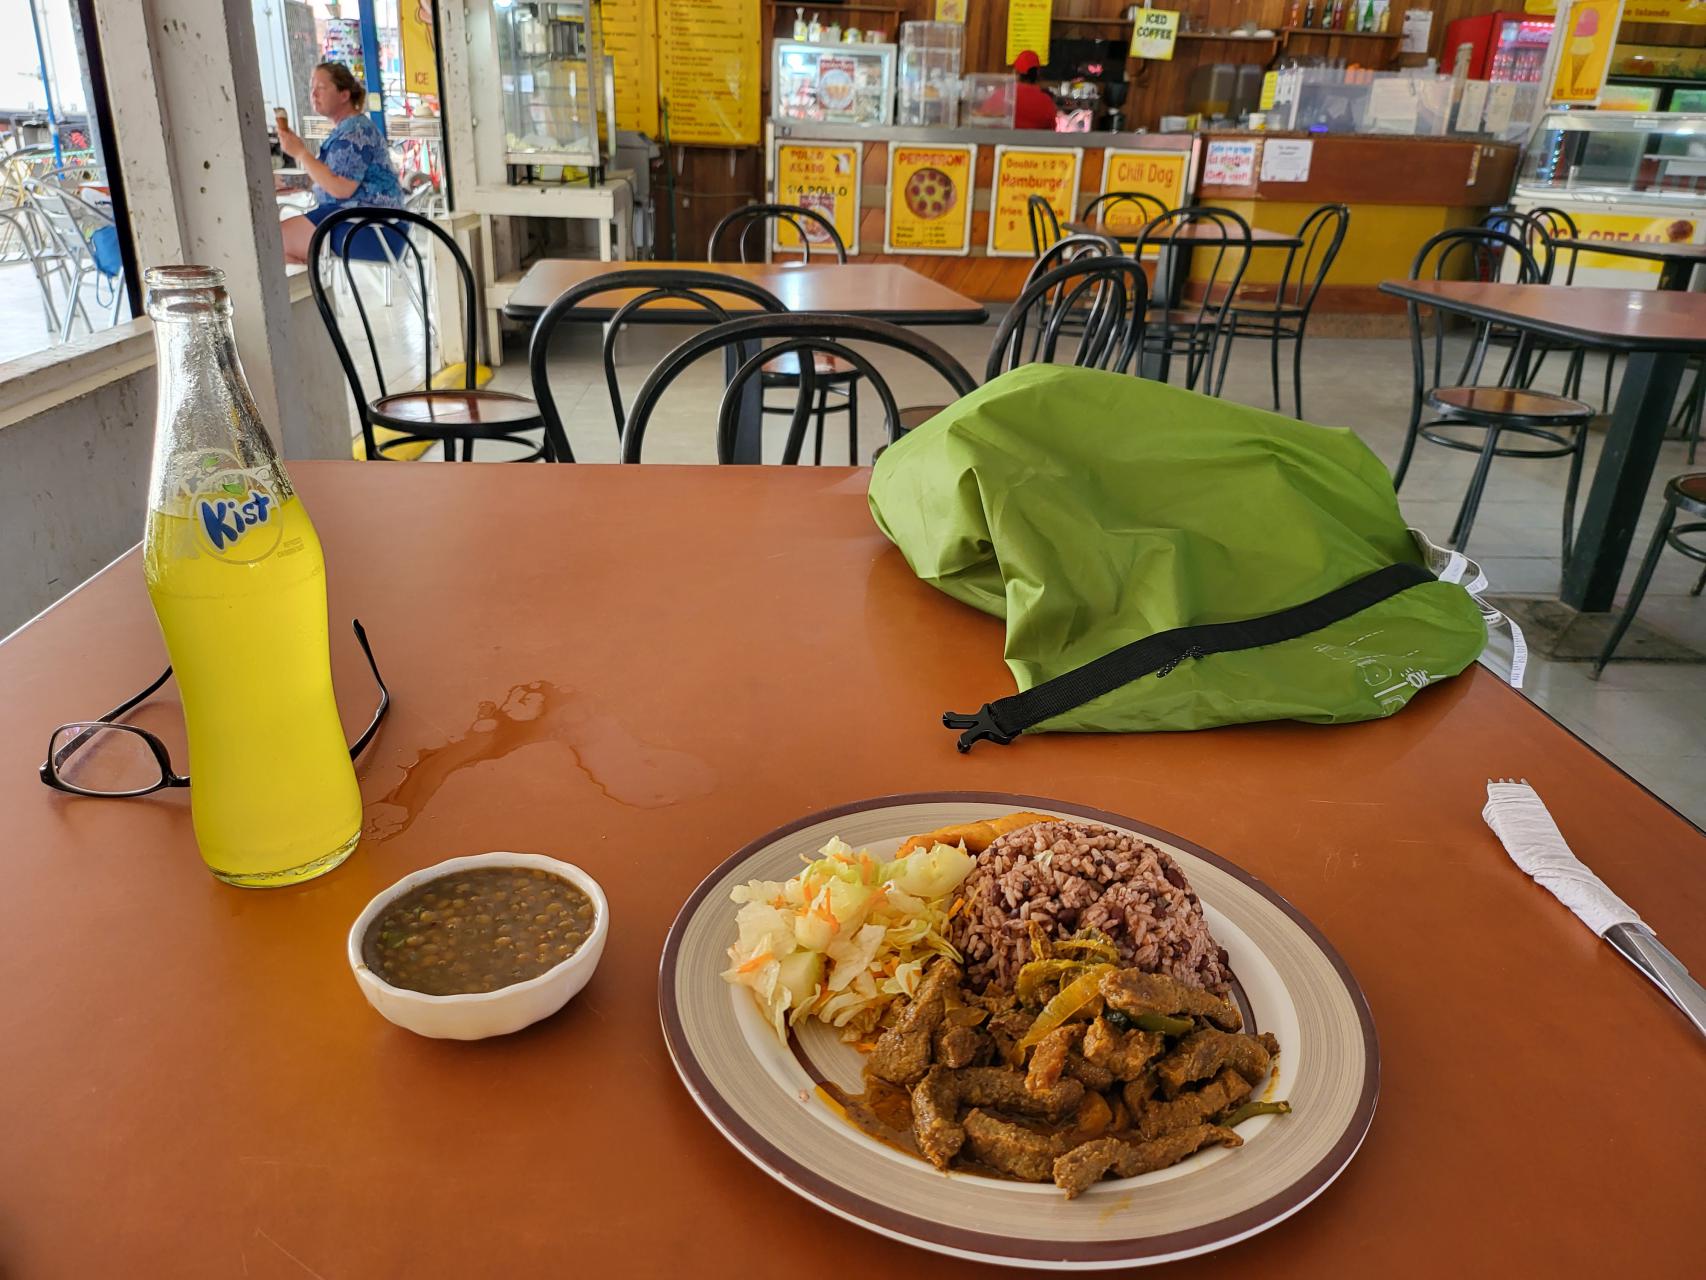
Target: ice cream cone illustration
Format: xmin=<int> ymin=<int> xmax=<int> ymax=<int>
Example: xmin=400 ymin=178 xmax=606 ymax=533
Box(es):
xmin=1569 ymin=7 xmax=1600 ymax=94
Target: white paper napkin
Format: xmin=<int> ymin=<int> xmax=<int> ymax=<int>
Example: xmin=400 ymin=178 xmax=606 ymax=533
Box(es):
xmin=1482 ymin=781 xmax=1645 ymax=937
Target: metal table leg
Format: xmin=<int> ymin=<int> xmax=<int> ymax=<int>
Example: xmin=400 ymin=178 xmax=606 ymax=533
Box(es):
xmin=1561 ymin=349 xmax=1688 ymax=611
xmin=1138 ymin=245 xmax=1178 ymax=381
xmin=726 ymin=339 xmax=766 ymax=464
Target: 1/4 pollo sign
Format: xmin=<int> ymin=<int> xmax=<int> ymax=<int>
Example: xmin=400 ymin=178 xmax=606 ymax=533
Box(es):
xmin=772 ymin=143 xmax=862 ymax=255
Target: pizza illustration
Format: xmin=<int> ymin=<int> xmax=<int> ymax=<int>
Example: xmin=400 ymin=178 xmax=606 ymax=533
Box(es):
xmin=904 ymin=167 xmax=958 ymax=221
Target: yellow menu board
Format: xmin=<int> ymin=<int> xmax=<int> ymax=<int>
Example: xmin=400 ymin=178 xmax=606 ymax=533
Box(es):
xmin=1551 ymin=0 xmax=1625 ymax=107
xmin=1530 ymin=0 xmax=1699 ymax=19
xmin=659 ymin=0 xmax=760 ymax=145
xmin=773 ymin=142 xmax=862 ymax=255
xmin=602 ymin=0 xmax=660 ymax=136
xmin=885 ymin=144 xmax=977 ymax=255
xmin=399 ymin=0 xmax=438 ymax=97
xmin=1006 ymin=0 xmax=1053 ymax=66
xmin=988 ymin=145 xmax=1082 ymax=256
xmin=1571 ymin=212 xmax=1699 ymax=274
xmin=1097 ymin=150 xmax=1190 ymax=230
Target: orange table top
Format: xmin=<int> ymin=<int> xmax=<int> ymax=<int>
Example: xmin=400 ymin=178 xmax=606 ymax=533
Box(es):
xmin=3 ymin=461 xmax=1700 ymax=1276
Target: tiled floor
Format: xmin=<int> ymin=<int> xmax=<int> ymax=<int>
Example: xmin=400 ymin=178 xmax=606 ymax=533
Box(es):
xmin=0 ymin=257 xmax=125 ymax=364
xmin=336 ymin=299 xmax=1706 ymax=826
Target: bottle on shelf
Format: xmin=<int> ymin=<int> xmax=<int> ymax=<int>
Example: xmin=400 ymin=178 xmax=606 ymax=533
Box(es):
xmin=1327 ymin=0 xmax=1343 ymax=28
xmin=1286 ymin=0 xmax=1305 ymax=27
xmin=793 ymin=6 xmax=807 ymax=40
xmin=1302 ymin=0 xmax=1318 ymax=26
xmin=1361 ymin=0 xmax=1375 ymax=30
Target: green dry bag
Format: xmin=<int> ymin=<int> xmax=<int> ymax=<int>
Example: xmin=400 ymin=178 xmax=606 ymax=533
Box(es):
xmin=867 ymin=365 xmax=1495 ymax=749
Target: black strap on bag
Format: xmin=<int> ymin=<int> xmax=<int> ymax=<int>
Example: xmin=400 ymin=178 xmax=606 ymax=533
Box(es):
xmin=943 ymin=562 xmax=1436 ymax=752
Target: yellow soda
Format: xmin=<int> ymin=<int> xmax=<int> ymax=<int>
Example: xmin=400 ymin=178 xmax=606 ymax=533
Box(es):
xmin=142 ymin=266 xmax=361 ymax=886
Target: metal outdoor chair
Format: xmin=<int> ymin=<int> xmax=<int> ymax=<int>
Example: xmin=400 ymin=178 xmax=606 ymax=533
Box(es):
xmin=1395 ymin=226 xmax=1595 ymax=556
xmin=709 ymin=202 xmax=866 ymax=463
xmin=620 ymin=313 xmax=976 ymax=464
xmin=1594 ymin=473 xmax=1706 ymax=674
xmin=308 ymin=206 xmax=550 ymax=462
xmin=1132 ymin=205 xmax=1252 ymax=392
xmin=22 ymin=177 xmax=123 ymax=340
xmin=527 ymin=268 xmax=787 ymax=462
xmin=1214 ymin=203 xmax=1348 ymax=418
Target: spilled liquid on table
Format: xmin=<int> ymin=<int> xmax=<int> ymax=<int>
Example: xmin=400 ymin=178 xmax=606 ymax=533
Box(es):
xmin=366 ymin=681 xmax=715 ymax=840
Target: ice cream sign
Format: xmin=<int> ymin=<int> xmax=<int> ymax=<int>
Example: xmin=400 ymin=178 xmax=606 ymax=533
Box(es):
xmin=1549 ymin=0 xmax=1625 ymax=106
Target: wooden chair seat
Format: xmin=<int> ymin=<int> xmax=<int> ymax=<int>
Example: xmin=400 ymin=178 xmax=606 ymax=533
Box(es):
xmin=897 ymin=404 xmax=946 ymax=432
xmin=761 ymin=351 xmax=859 ymax=380
xmin=1427 ymin=385 xmax=1594 ymax=427
xmin=371 ymin=389 xmax=543 ymax=431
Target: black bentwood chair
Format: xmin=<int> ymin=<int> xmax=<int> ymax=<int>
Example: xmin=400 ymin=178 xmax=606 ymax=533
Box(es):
xmin=620 ymin=314 xmax=976 ymax=464
xmin=1395 ymin=227 xmax=1595 ymax=556
xmin=307 ymin=206 xmax=550 ymax=461
xmin=526 ymin=268 xmax=787 ymax=462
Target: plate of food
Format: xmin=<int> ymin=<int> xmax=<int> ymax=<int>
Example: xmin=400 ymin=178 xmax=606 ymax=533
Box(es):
xmin=658 ymin=794 xmax=1377 ymax=1269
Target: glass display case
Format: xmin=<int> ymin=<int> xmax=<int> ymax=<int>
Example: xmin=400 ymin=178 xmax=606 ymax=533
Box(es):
xmin=493 ymin=0 xmax=608 ymax=168
xmin=897 ymin=22 xmax=963 ymax=128
xmin=1518 ymin=110 xmax=1706 ymax=204
xmin=772 ymin=40 xmax=896 ymax=126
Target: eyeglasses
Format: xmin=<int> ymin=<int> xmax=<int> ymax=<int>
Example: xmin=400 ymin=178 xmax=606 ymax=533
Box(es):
xmin=39 ymin=619 xmax=389 ymax=799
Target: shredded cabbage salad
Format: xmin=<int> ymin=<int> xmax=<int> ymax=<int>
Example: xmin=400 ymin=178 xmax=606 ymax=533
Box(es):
xmin=722 ymin=837 xmax=974 ymax=1042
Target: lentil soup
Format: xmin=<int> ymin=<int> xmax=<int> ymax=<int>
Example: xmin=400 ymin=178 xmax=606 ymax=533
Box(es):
xmin=362 ymin=867 xmax=596 ymax=996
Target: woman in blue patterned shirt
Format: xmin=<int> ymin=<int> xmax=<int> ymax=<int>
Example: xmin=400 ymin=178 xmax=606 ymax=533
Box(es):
xmin=278 ymin=62 xmax=406 ymax=265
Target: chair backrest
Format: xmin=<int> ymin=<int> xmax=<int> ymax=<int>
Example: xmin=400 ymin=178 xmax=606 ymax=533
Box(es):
xmin=1133 ymin=205 xmax=1252 ymax=390
xmin=621 ymin=313 xmax=977 ymax=464
xmin=1526 ymin=204 xmax=1582 ymax=285
xmin=1277 ymin=203 xmax=1349 ymax=312
xmin=1477 ymin=207 xmax=1554 ymax=283
xmin=1407 ymin=226 xmax=1544 ymax=396
xmin=709 ymin=202 xmax=847 ymax=264
xmin=306 ymin=206 xmax=481 ymax=456
xmin=986 ymin=256 xmax=1150 ymax=381
xmin=1080 ymin=190 xmax=1169 ymax=232
xmin=1027 ymin=194 xmax=1063 ymax=257
xmin=526 ymin=267 xmax=788 ymax=461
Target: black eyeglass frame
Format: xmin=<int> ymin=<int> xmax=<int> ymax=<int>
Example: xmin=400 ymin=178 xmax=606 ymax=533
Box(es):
xmin=39 ymin=619 xmax=389 ymax=799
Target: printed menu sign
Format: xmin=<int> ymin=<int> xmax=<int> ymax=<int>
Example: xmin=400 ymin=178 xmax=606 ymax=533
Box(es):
xmin=885 ymin=144 xmax=977 ymax=255
xmin=1201 ymin=139 xmax=1257 ymax=187
xmin=988 ymin=146 xmax=1082 ymax=256
xmin=1130 ymin=8 xmax=1180 ymax=61
xmin=659 ymin=0 xmax=760 ymax=145
xmin=1006 ymin=0 xmax=1053 ymax=66
xmin=773 ymin=142 xmax=862 ymax=255
xmin=1551 ymin=0 xmax=1625 ymax=107
xmin=602 ymin=0 xmax=659 ymax=135
xmin=1572 ymin=212 xmax=1699 ymax=274
xmin=1097 ymin=150 xmax=1190 ymax=229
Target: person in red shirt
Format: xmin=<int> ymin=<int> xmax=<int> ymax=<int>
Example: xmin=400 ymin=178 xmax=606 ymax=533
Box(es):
xmin=1012 ymin=50 xmax=1057 ymax=131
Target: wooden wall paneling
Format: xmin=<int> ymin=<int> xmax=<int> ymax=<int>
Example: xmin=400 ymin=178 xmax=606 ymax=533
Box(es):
xmin=654 ymin=144 xmax=766 ymax=260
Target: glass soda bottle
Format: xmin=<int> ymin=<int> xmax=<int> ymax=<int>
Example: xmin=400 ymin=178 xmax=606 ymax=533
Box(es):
xmin=141 ymin=266 xmax=362 ymax=887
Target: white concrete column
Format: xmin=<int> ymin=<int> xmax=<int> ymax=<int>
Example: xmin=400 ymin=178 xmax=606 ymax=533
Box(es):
xmin=92 ymin=0 xmax=347 ymax=459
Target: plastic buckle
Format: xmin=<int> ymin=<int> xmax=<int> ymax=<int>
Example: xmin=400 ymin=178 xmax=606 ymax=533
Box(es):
xmin=942 ymin=704 xmax=1017 ymax=753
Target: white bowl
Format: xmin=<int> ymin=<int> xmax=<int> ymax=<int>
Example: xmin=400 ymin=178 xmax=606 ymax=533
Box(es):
xmin=347 ymin=852 xmax=609 ymax=1040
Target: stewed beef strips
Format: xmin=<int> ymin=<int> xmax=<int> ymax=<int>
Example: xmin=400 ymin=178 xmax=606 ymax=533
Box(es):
xmin=867 ymin=959 xmax=962 ymax=1086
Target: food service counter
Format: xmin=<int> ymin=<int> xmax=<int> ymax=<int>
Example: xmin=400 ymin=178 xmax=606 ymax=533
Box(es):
xmin=1194 ymin=132 xmax=1521 ymax=318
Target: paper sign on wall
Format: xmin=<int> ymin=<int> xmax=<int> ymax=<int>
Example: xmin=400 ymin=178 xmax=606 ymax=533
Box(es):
xmin=988 ymin=145 xmax=1082 ymax=256
xmin=773 ymin=143 xmax=862 ymax=255
xmin=1130 ymin=9 xmax=1180 ymax=61
xmin=1401 ymin=9 xmax=1432 ymax=54
xmin=399 ymin=0 xmax=438 ymax=97
xmin=935 ymin=0 xmax=967 ymax=20
xmin=1098 ymin=150 xmax=1190 ymax=229
xmin=1006 ymin=0 xmax=1053 ymax=66
xmin=602 ymin=0 xmax=660 ymax=135
xmin=1529 ymin=0 xmax=1702 ymax=20
xmin=1551 ymin=0 xmax=1625 ymax=108
xmin=885 ymin=143 xmax=977 ymax=255
xmin=1259 ymin=138 xmax=1312 ymax=183
xmin=659 ymin=0 xmax=761 ymax=146
xmin=1201 ymin=139 xmax=1257 ymax=187
xmin=1484 ymin=82 xmax=1518 ymax=136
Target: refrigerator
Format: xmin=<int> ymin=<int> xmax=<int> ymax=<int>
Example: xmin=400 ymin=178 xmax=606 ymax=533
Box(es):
xmin=1442 ymin=13 xmax=1553 ymax=83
